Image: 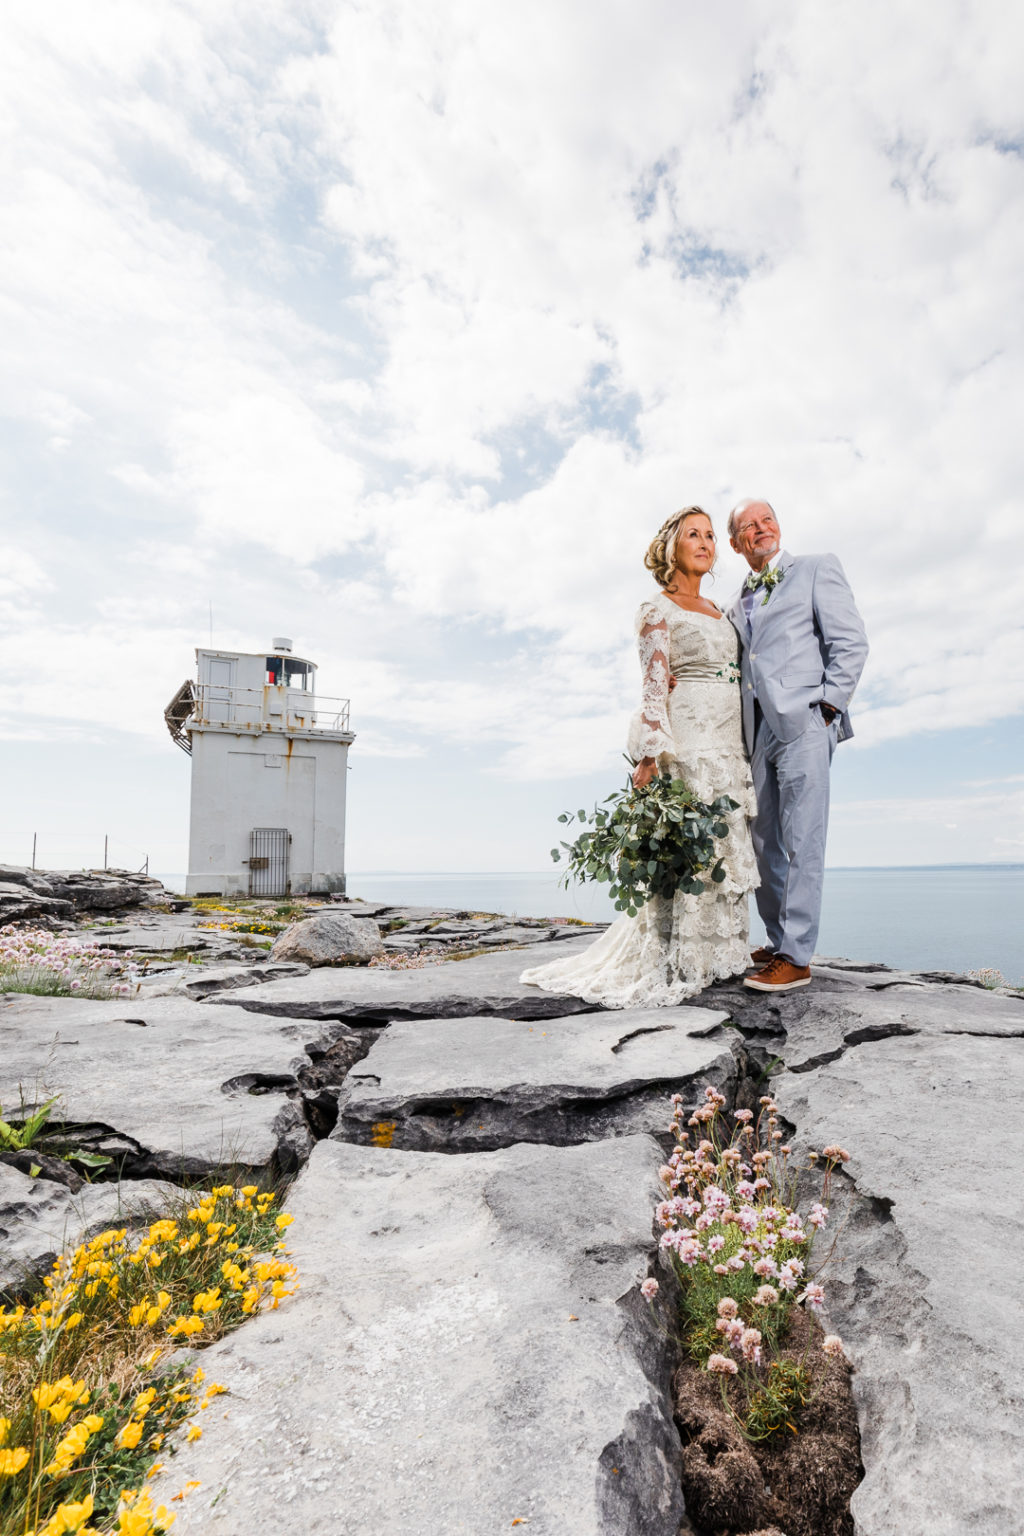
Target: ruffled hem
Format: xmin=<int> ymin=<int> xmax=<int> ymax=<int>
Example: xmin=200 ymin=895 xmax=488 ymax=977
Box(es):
xmin=520 ymin=881 xmax=755 ymax=1010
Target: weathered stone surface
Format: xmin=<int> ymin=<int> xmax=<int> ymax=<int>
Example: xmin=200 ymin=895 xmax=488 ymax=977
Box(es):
xmin=0 ymin=1163 xmax=183 ymax=1291
xmin=270 ymin=910 xmax=385 ymax=966
xmin=0 ymin=865 xmax=168 ymax=927
xmin=760 ymin=975 xmax=1024 ymax=1536
xmin=0 ymin=992 xmax=350 ymax=1179
xmin=151 ymin=1135 xmax=685 ymax=1536
xmin=0 ymin=880 xmax=75 ymax=925
xmin=181 ymin=961 xmax=310 ymax=998
xmin=206 ymin=940 xmax=601 ymax=1023
xmin=336 ymin=1006 xmax=733 ymax=1151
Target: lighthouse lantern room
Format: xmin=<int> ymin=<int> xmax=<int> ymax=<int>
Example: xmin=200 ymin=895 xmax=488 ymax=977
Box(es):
xmin=164 ymin=638 xmax=354 ymax=898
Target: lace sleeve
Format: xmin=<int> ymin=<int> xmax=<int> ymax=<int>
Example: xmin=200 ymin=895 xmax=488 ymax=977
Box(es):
xmin=627 ymin=601 xmax=675 ymax=761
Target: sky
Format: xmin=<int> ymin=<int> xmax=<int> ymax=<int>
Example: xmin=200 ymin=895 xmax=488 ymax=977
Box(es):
xmin=2 ymin=0 xmax=1022 ymax=880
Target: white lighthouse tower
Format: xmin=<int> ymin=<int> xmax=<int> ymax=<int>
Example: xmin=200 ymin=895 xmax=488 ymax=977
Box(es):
xmin=164 ymin=638 xmax=355 ymax=899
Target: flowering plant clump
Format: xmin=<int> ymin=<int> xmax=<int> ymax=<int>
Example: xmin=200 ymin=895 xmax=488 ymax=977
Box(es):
xmin=644 ymin=1087 xmax=851 ymax=1440
xmin=0 ymin=929 xmax=139 ymax=1000
xmin=0 ymin=1185 xmax=297 ymax=1535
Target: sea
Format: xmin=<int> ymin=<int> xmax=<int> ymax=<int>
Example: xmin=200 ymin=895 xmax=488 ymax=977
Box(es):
xmin=153 ymin=864 xmax=1024 ymax=986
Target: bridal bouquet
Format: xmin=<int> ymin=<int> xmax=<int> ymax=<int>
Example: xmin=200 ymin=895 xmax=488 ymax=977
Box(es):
xmin=552 ymin=768 xmax=738 ymax=917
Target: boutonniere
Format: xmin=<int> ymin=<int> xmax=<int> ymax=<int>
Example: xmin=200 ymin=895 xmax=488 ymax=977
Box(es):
xmin=745 ymin=565 xmax=786 ymax=605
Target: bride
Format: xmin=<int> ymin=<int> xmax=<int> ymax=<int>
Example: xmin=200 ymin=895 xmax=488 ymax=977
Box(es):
xmin=521 ymin=506 xmax=758 ymax=1008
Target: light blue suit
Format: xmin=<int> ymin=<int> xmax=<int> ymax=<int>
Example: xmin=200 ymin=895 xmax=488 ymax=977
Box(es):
xmin=727 ymin=551 xmax=868 ymax=966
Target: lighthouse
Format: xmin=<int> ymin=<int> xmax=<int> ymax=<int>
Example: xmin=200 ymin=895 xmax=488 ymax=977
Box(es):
xmin=164 ymin=639 xmax=354 ymax=899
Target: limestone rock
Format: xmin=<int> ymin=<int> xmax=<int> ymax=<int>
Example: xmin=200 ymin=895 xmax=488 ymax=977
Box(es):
xmin=763 ymin=977 xmax=1024 ymax=1536
xmin=0 ymin=880 xmax=74 ymax=925
xmin=182 ymin=961 xmax=310 ymax=998
xmin=269 ymin=910 xmax=385 ymax=967
xmin=150 ymin=1136 xmax=685 ymax=1535
xmin=0 ymin=1163 xmax=183 ymax=1291
xmin=0 ymin=992 xmax=352 ymax=1179
xmin=207 ymin=939 xmax=601 ymax=1023
xmin=335 ymin=1006 xmax=733 ymax=1151
xmin=0 ymin=865 xmax=168 ymax=927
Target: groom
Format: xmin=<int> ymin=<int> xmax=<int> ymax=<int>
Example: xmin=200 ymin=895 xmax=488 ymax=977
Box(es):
xmin=726 ymin=499 xmax=868 ymax=992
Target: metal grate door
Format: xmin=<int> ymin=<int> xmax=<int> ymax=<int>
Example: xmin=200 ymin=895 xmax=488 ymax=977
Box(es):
xmin=247 ymin=828 xmax=290 ymax=897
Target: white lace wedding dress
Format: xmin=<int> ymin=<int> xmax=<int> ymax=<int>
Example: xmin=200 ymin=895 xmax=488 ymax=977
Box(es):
xmin=520 ymin=593 xmax=758 ymax=1008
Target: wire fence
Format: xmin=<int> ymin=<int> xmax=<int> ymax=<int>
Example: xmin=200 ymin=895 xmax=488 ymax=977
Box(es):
xmin=1 ymin=834 xmax=150 ymax=875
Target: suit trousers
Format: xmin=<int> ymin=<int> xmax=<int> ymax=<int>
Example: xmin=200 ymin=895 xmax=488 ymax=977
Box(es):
xmin=750 ymin=706 xmax=836 ymax=966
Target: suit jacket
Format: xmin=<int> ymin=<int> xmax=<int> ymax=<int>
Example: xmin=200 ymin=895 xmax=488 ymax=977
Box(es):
xmin=726 ymin=551 xmax=868 ymax=755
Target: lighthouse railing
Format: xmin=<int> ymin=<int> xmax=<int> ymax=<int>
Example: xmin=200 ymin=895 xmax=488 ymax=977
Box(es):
xmin=190 ymin=685 xmax=351 ymax=735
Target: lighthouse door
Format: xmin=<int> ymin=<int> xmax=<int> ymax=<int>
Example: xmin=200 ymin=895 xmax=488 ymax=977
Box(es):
xmin=247 ymin=827 xmax=290 ymax=897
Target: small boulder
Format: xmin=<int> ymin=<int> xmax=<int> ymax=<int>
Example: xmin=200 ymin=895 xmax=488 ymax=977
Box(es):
xmin=270 ymin=911 xmax=384 ymax=967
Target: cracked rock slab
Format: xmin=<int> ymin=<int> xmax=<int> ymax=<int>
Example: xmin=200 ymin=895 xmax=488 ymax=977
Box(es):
xmin=0 ymin=993 xmax=350 ymax=1180
xmin=773 ymin=1017 xmax=1024 ymax=1536
xmin=203 ymin=940 xmax=602 ymax=1023
xmin=0 ymin=1164 xmax=184 ymax=1292
xmin=713 ymin=965 xmax=1024 ymax=1070
xmin=151 ymin=1135 xmax=685 ymax=1536
xmin=335 ymin=1006 xmax=734 ymax=1151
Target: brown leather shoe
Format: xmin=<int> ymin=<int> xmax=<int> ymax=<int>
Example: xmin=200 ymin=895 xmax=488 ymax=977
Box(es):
xmin=744 ymin=955 xmax=812 ymax=992
xmin=749 ymin=946 xmax=774 ymax=966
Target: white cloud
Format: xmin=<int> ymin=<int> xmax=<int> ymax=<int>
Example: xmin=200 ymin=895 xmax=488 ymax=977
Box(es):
xmin=1 ymin=0 xmax=1023 ymax=873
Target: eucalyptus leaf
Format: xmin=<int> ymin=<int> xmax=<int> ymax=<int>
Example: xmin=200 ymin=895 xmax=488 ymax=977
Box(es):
xmin=554 ymin=772 xmax=738 ymax=914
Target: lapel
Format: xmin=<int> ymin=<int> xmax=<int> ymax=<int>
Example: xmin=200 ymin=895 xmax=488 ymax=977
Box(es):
xmin=749 ymin=550 xmax=793 ymax=634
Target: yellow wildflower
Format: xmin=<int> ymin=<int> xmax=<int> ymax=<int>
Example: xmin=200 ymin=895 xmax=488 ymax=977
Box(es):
xmin=45 ymin=1417 xmax=98 ymax=1475
xmin=35 ymin=1491 xmax=94 ymax=1535
xmin=134 ymin=1388 xmax=158 ymax=1415
xmin=129 ymin=1303 xmax=148 ymax=1328
xmin=275 ymin=1214 xmax=294 ymax=1230
xmin=0 ymin=1417 xmax=8 ymax=1445
xmin=115 ymin=1420 xmax=144 ymax=1451
xmin=113 ymin=1486 xmax=175 ymax=1534
xmin=148 ymin=1220 xmax=178 ymax=1242
xmin=239 ymin=1185 xmax=258 ymax=1198
xmin=0 ymin=1446 xmax=30 ymax=1476
xmin=185 ymin=1424 xmax=202 ymax=1442
xmin=191 ymin=1367 xmax=205 ymax=1385
xmin=191 ymin=1288 xmax=222 ymax=1315
xmin=167 ymin=1316 xmax=204 ymax=1339
xmin=63 ymin=1312 xmax=83 ymax=1330
xmin=211 ymin=1184 xmax=234 ymax=1198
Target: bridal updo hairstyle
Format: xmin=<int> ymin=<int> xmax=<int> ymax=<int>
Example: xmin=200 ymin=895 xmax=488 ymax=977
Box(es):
xmin=644 ymin=506 xmax=714 ymax=588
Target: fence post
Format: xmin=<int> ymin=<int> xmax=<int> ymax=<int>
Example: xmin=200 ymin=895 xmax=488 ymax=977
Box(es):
xmin=104 ymin=835 xmax=108 ymax=871
xmin=32 ymin=833 xmax=37 ymax=870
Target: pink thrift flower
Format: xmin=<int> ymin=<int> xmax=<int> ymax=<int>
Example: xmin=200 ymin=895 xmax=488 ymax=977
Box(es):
xmin=734 ymin=1109 xmax=753 ymax=1122
xmin=707 ymin=1353 xmax=739 ymax=1376
xmin=822 ymin=1335 xmax=846 ymax=1357
xmin=708 ymin=1235 xmax=725 ymax=1254
xmin=800 ymin=1282 xmax=825 ymax=1312
xmin=640 ymin=1279 xmax=659 ymax=1301
xmin=716 ymin=1297 xmax=739 ymax=1319
xmin=753 ymin=1258 xmax=779 ymax=1281
xmin=740 ymin=1327 xmax=762 ymax=1364
xmin=754 ymin=1284 xmax=779 ymax=1306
